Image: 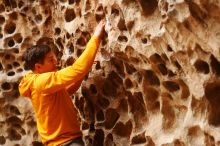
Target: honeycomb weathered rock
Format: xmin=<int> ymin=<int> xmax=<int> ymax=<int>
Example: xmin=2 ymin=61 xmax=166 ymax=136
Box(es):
xmin=1 ymin=0 xmax=220 ymax=145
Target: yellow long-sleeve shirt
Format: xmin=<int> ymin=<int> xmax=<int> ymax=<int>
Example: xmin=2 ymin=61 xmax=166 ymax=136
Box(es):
xmin=19 ymin=36 xmax=100 ymax=146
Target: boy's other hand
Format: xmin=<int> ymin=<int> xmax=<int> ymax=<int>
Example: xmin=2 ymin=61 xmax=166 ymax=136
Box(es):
xmin=93 ymin=20 xmax=105 ymax=38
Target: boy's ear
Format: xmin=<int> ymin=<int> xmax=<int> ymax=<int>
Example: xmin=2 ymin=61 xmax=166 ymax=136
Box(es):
xmin=34 ymin=63 xmax=42 ymax=72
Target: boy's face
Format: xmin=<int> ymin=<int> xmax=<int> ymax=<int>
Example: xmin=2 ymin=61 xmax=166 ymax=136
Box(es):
xmin=35 ymin=51 xmax=58 ymax=73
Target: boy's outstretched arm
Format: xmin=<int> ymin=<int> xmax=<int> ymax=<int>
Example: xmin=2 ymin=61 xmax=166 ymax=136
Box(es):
xmin=65 ymin=20 xmax=105 ymax=95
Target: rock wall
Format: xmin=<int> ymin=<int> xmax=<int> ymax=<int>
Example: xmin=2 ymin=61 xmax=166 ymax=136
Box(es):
xmin=0 ymin=0 xmax=220 ymax=145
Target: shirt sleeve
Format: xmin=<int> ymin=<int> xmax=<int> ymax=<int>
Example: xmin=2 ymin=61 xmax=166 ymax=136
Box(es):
xmin=34 ymin=36 xmax=100 ymax=94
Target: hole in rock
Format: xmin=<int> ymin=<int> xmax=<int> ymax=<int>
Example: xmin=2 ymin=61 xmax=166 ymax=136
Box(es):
xmin=35 ymin=14 xmax=42 ymax=23
xmin=0 ymin=15 xmax=5 ymax=24
xmin=32 ymin=141 xmax=43 ymax=146
xmin=16 ymin=68 xmax=23 ymax=73
xmin=162 ymin=81 xmax=180 ymax=92
xmin=167 ymin=45 xmax=173 ymax=52
xmin=55 ymin=27 xmax=61 ymax=35
xmin=187 ymin=125 xmax=202 ymax=137
xmin=97 ymin=96 xmax=110 ymax=109
xmin=131 ymin=132 xmax=146 ymax=144
xmin=13 ymin=33 xmax=23 ymax=43
xmin=113 ymin=120 xmax=132 ymax=137
xmin=12 ymin=48 xmax=19 ymax=53
xmin=7 ymin=71 xmax=15 ymax=76
xmin=0 ymin=63 xmax=3 ymax=71
xmin=178 ymin=79 xmax=190 ymax=99
xmin=161 ymin=53 xmax=169 ymax=61
xmin=0 ymin=4 xmax=5 ymax=13
xmin=111 ymin=7 xmax=120 ymax=16
xmin=149 ymin=53 xmax=165 ymax=64
xmin=6 ymin=116 xmax=22 ymax=127
xmin=118 ymin=18 xmax=127 ymax=31
xmin=125 ymin=78 xmax=133 ymax=89
xmin=143 ymin=70 xmax=160 ymax=86
xmin=4 ymin=0 xmax=17 ymax=8
xmin=7 ymin=64 xmax=13 ymax=69
xmin=32 ymin=27 xmax=40 ymax=35
xmin=1 ymin=82 xmax=11 ymax=90
xmin=59 ymin=0 xmax=67 ymax=2
xmin=7 ymin=128 xmax=21 ymax=141
xmin=65 ymin=57 xmax=75 ymax=66
xmin=8 ymin=39 xmax=15 ymax=47
xmin=105 ymin=134 xmax=114 ymax=146
xmin=173 ymin=60 xmax=182 ymax=70
xmin=168 ymin=70 xmax=176 ymax=77
xmin=93 ymin=129 xmax=104 ymax=146
xmin=95 ymin=14 xmax=104 ymax=22
xmin=4 ymin=21 xmax=16 ymax=34
xmin=141 ymin=38 xmax=148 ymax=44
xmin=0 ymin=136 xmax=6 ymax=145
xmin=124 ymin=62 xmax=136 ymax=74
xmin=65 ymin=8 xmax=76 ymax=22
xmin=76 ymin=49 xmax=83 ymax=57
xmin=144 ymin=86 xmax=159 ymax=103
xmin=69 ymin=0 xmax=79 ymax=4
xmin=205 ymin=81 xmax=220 ymax=126
xmin=4 ymin=54 xmax=11 ymax=60
xmin=4 ymin=104 xmax=21 ymax=115
xmin=56 ymin=37 xmax=64 ymax=50
xmin=89 ymin=84 xmax=97 ymax=95
xmin=118 ymin=35 xmax=128 ymax=43
xmin=82 ymin=122 xmax=89 ymax=130
xmin=95 ymin=61 xmax=101 ymax=70
xmin=66 ymin=32 xmax=71 ymax=39
xmin=18 ymin=1 xmax=24 ymax=8
xmin=126 ymin=21 xmax=134 ymax=31
xmin=9 ymin=12 xmax=18 ymax=20
xmin=111 ymin=57 xmax=125 ymax=77
xmin=157 ymin=63 xmax=168 ymax=75
xmin=105 ymin=108 xmax=120 ymax=129
xmin=137 ymin=0 xmax=158 ymax=16
xmin=194 ymin=59 xmax=209 ymax=74
xmin=210 ymin=55 xmax=220 ymax=76
xmin=76 ymin=37 xmax=86 ymax=46
xmin=96 ymin=110 xmax=104 ymax=121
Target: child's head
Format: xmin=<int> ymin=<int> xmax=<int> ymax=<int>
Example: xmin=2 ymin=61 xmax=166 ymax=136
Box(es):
xmin=23 ymin=45 xmax=57 ymax=73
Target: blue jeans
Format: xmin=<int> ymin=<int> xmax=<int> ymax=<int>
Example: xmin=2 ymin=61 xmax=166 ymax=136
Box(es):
xmin=61 ymin=137 xmax=84 ymax=146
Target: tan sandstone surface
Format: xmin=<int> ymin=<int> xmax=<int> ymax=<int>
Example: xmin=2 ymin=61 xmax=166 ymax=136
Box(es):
xmin=0 ymin=0 xmax=220 ymax=146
